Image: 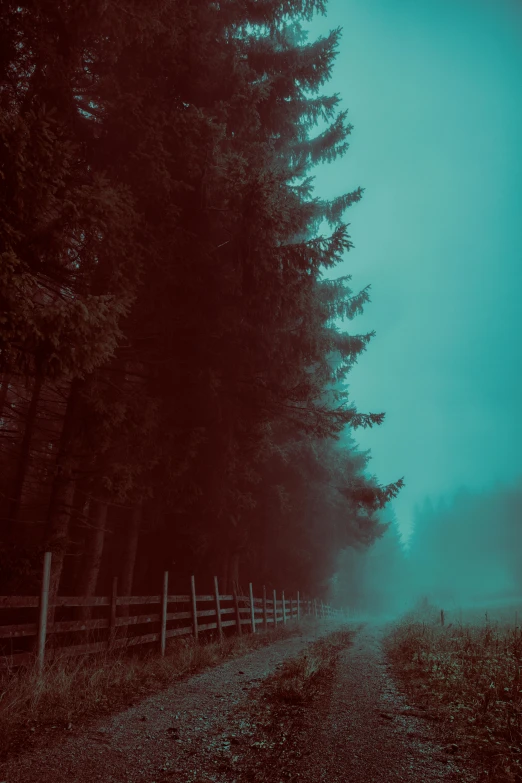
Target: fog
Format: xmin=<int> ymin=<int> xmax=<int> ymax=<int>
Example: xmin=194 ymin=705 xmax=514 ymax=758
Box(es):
xmin=308 ymin=0 xmax=522 ymax=545
xmin=307 ymin=0 xmax=522 ymax=617
xmin=331 ymin=480 xmax=522 ymax=617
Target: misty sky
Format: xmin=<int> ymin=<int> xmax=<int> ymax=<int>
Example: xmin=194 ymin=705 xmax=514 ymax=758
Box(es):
xmin=308 ymin=0 xmax=522 ymax=540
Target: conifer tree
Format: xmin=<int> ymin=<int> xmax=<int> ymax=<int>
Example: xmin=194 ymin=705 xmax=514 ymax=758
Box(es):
xmin=0 ymin=0 xmax=403 ymax=599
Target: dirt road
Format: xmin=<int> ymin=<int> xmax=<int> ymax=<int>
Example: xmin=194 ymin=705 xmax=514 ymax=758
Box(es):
xmin=292 ymin=624 xmax=478 ymax=782
xmin=0 ymin=622 xmax=478 ymax=782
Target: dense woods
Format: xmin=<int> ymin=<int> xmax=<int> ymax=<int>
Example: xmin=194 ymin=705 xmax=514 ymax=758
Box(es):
xmin=333 ymin=479 xmax=522 ymax=615
xmin=406 ymin=482 xmax=522 ymax=605
xmin=0 ymin=0 xmax=402 ymax=601
xmin=331 ymin=508 xmax=408 ymax=615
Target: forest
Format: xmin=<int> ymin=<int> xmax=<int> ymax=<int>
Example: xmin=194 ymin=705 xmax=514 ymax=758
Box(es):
xmin=0 ymin=0 xmax=403 ymax=604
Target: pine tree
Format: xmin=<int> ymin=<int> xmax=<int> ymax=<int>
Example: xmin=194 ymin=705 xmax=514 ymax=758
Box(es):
xmin=0 ymin=0 xmax=403 ymax=601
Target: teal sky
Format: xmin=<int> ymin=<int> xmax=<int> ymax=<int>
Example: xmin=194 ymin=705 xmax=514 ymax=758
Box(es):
xmin=308 ymin=0 xmax=522 ymax=540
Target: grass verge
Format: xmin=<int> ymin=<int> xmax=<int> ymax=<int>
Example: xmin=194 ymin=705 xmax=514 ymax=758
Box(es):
xmin=385 ymin=605 xmax=522 ymax=782
xmin=263 ymin=627 xmax=353 ymax=705
xmin=225 ymin=626 xmax=357 ymax=782
xmin=0 ymin=624 xmax=299 ymax=761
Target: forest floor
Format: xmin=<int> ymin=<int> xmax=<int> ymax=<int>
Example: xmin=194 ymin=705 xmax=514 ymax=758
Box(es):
xmin=0 ymin=619 xmax=482 ymax=783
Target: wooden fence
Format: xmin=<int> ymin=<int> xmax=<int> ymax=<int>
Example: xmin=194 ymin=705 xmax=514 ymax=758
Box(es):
xmin=0 ymin=552 xmax=342 ymax=672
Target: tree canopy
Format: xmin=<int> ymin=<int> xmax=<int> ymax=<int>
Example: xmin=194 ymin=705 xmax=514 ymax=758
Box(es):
xmin=0 ymin=0 xmax=402 ymax=600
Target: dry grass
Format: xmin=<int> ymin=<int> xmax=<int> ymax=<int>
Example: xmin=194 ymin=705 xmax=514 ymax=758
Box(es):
xmin=224 ymin=626 xmax=357 ymax=782
xmin=263 ymin=628 xmax=354 ymax=705
xmin=385 ymin=603 xmax=522 ymax=782
xmin=0 ymin=624 xmax=298 ymax=759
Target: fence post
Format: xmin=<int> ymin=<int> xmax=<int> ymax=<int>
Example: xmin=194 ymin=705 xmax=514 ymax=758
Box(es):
xmin=290 ymin=595 xmax=293 ymax=621
xmin=36 ymin=551 xmax=52 ymax=675
xmin=214 ymin=576 xmax=223 ymax=642
xmin=440 ymin=609 xmax=445 ymax=627
xmin=109 ymin=577 xmax=118 ymax=648
xmin=249 ymin=582 xmax=256 ymax=633
xmin=297 ymin=591 xmax=300 ymax=622
xmin=273 ymin=589 xmax=277 ymax=627
xmin=263 ymin=585 xmax=268 ymax=632
xmin=282 ymin=590 xmax=287 ymax=625
xmin=314 ymin=599 xmax=317 ymax=619
xmin=190 ymin=575 xmax=198 ymax=641
xmin=160 ymin=571 xmax=168 ymax=655
xmin=233 ymin=587 xmax=242 ymax=636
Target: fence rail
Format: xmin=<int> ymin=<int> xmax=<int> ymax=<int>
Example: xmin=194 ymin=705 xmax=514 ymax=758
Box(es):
xmin=0 ymin=552 xmax=342 ymax=672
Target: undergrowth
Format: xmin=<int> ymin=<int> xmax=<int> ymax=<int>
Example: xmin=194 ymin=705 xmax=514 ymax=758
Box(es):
xmin=385 ymin=605 xmax=522 ymax=783
xmin=263 ymin=628 xmax=354 ymax=705
xmin=228 ymin=627 xmax=357 ymax=782
xmin=0 ymin=624 xmax=298 ymax=759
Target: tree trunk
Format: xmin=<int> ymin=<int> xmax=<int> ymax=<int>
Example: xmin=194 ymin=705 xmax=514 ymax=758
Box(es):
xmin=44 ymin=378 xmax=83 ymax=615
xmin=76 ymin=498 xmax=108 ymax=621
xmin=6 ymin=374 xmax=43 ymax=539
xmin=221 ymin=548 xmax=230 ymax=595
xmin=119 ymin=506 xmax=141 ymax=630
xmin=0 ymin=371 xmax=10 ymax=420
xmin=229 ymin=549 xmax=240 ymax=596
xmin=70 ymin=478 xmax=91 ymax=578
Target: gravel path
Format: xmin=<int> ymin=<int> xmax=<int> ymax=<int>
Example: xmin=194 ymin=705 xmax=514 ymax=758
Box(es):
xmin=0 ymin=622 xmax=333 ymax=783
xmin=296 ymin=623 xmax=478 ymax=783
xmin=1 ymin=622 xmax=480 ymax=782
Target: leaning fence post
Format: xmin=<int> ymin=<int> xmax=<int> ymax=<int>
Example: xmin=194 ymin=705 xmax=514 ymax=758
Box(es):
xmin=249 ymin=582 xmax=256 ymax=633
xmin=233 ymin=587 xmax=242 ymax=636
xmin=109 ymin=576 xmax=118 ymax=648
xmin=214 ymin=576 xmax=223 ymax=642
xmin=263 ymin=585 xmax=268 ymax=632
xmin=297 ymin=591 xmax=300 ymax=622
xmin=190 ymin=575 xmax=198 ymax=640
xmin=36 ymin=551 xmax=52 ymax=675
xmin=160 ymin=571 xmax=168 ymax=655
xmin=282 ymin=590 xmax=287 ymax=625
xmin=273 ymin=589 xmax=277 ymax=627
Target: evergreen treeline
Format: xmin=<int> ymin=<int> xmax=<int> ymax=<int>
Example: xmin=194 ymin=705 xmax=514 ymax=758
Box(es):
xmin=0 ymin=0 xmax=402 ymax=600
xmin=330 ymin=508 xmax=409 ymax=615
xmin=407 ymin=483 xmax=522 ymax=605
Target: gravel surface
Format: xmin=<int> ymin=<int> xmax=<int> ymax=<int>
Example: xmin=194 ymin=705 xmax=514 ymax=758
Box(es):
xmin=295 ymin=623 xmax=478 ymax=783
xmin=1 ymin=622 xmax=480 ymax=782
xmin=0 ymin=622 xmax=333 ymax=783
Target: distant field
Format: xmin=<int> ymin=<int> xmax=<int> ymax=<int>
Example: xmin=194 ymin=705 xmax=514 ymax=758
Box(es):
xmin=439 ymin=597 xmax=522 ymax=628
xmin=385 ymin=601 xmax=522 ymax=783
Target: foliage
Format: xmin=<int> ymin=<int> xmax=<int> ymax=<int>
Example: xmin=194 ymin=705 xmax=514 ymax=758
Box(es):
xmin=0 ymin=0 xmax=402 ymax=598
xmin=331 ymin=506 xmax=409 ymax=614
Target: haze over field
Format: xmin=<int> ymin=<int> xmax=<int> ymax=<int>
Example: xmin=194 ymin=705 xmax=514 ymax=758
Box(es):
xmin=332 ymin=478 xmax=522 ymax=616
